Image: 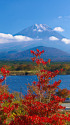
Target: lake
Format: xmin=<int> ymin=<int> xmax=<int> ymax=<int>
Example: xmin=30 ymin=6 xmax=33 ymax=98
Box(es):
xmin=2 ymin=75 xmax=70 ymax=95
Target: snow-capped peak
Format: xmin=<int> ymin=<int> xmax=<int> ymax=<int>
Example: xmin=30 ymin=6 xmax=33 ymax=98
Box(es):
xmin=33 ymin=24 xmax=51 ymax=32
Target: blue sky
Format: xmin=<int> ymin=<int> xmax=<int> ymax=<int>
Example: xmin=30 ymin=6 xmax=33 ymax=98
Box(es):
xmin=0 ymin=0 xmax=70 ymax=38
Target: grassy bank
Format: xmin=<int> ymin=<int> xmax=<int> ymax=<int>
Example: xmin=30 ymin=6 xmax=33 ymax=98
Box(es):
xmin=9 ymin=70 xmax=37 ymax=75
xmin=6 ymin=70 xmax=69 ymax=75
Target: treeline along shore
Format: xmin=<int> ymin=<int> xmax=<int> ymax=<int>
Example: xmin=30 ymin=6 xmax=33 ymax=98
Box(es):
xmin=0 ymin=60 xmax=70 ymax=75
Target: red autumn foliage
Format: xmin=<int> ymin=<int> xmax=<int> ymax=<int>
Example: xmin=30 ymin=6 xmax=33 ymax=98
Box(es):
xmin=0 ymin=49 xmax=70 ymax=125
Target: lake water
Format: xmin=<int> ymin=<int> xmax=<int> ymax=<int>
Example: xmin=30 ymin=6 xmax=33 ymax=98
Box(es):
xmin=2 ymin=75 xmax=70 ymax=95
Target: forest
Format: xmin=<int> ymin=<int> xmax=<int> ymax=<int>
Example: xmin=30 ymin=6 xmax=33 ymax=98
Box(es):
xmin=0 ymin=61 xmax=70 ymax=75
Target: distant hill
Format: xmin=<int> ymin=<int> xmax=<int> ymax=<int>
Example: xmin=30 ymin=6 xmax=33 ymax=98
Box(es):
xmin=1 ymin=46 xmax=70 ymax=62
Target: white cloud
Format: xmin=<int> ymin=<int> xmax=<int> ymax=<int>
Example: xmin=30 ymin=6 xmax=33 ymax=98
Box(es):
xmin=58 ymin=15 xmax=70 ymax=20
xmin=49 ymin=36 xmax=59 ymax=41
xmin=38 ymin=29 xmax=43 ymax=32
xmin=0 ymin=33 xmax=34 ymax=43
xmin=53 ymin=27 xmax=64 ymax=32
xmin=14 ymin=35 xmax=33 ymax=41
xmin=0 ymin=38 xmax=9 ymax=43
xmin=61 ymin=38 xmax=70 ymax=44
xmin=0 ymin=33 xmax=13 ymax=39
xmin=58 ymin=16 xmax=62 ymax=19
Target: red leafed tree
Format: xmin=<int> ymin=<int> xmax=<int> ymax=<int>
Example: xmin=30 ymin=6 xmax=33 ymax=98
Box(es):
xmin=56 ymin=88 xmax=70 ymax=98
xmin=9 ymin=49 xmax=70 ymax=125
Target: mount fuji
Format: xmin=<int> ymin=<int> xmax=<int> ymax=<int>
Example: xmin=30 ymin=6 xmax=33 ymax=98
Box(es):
xmin=14 ymin=24 xmax=70 ymax=53
xmin=0 ymin=24 xmax=70 ymax=61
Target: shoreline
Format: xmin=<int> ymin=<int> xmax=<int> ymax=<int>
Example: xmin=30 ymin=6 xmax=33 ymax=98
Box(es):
xmin=7 ymin=71 xmax=70 ymax=76
xmin=9 ymin=71 xmax=36 ymax=76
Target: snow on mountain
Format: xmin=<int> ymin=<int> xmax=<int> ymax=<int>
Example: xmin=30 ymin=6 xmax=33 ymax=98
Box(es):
xmin=14 ymin=24 xmax=69 ymax=53
xmin=33 ymin=24 xmax=48 ymax=32
xmin=15 ymin=24 xmax=64 ymax=41
xmin=0 ymin=24 xmax=70 ymax=61
xmin=0 ymin=24 xmax=70 ymax=55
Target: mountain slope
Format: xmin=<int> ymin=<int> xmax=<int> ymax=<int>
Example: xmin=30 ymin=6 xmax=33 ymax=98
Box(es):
xmin=15 ymin=24 xmax=64 ymax=40
xmin=2 ymin=46 xmax=70 ymax=62
xmin=14 ymin=24 xmax=70 ymax=53
xmin=0 ymin=24 xmax=70 ymax=61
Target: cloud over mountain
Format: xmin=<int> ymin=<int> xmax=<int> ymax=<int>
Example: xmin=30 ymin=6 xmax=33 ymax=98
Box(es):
xmin=53 ymin=27 xmax=64 ymax=32
xmin=61 ymin=38 xmax=70 ymax=44
xmin=58 ymin=16 xmax=62 ymax=19
xmin=0 ymin=33 xmax=33 ymax=43
xmin=0 ymin=24 xmax=70 ymax=54
xmin=49 ymin=36 xmax=59 ymax=41
xmin=14 ymin=35 xmax=33 ymax=41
